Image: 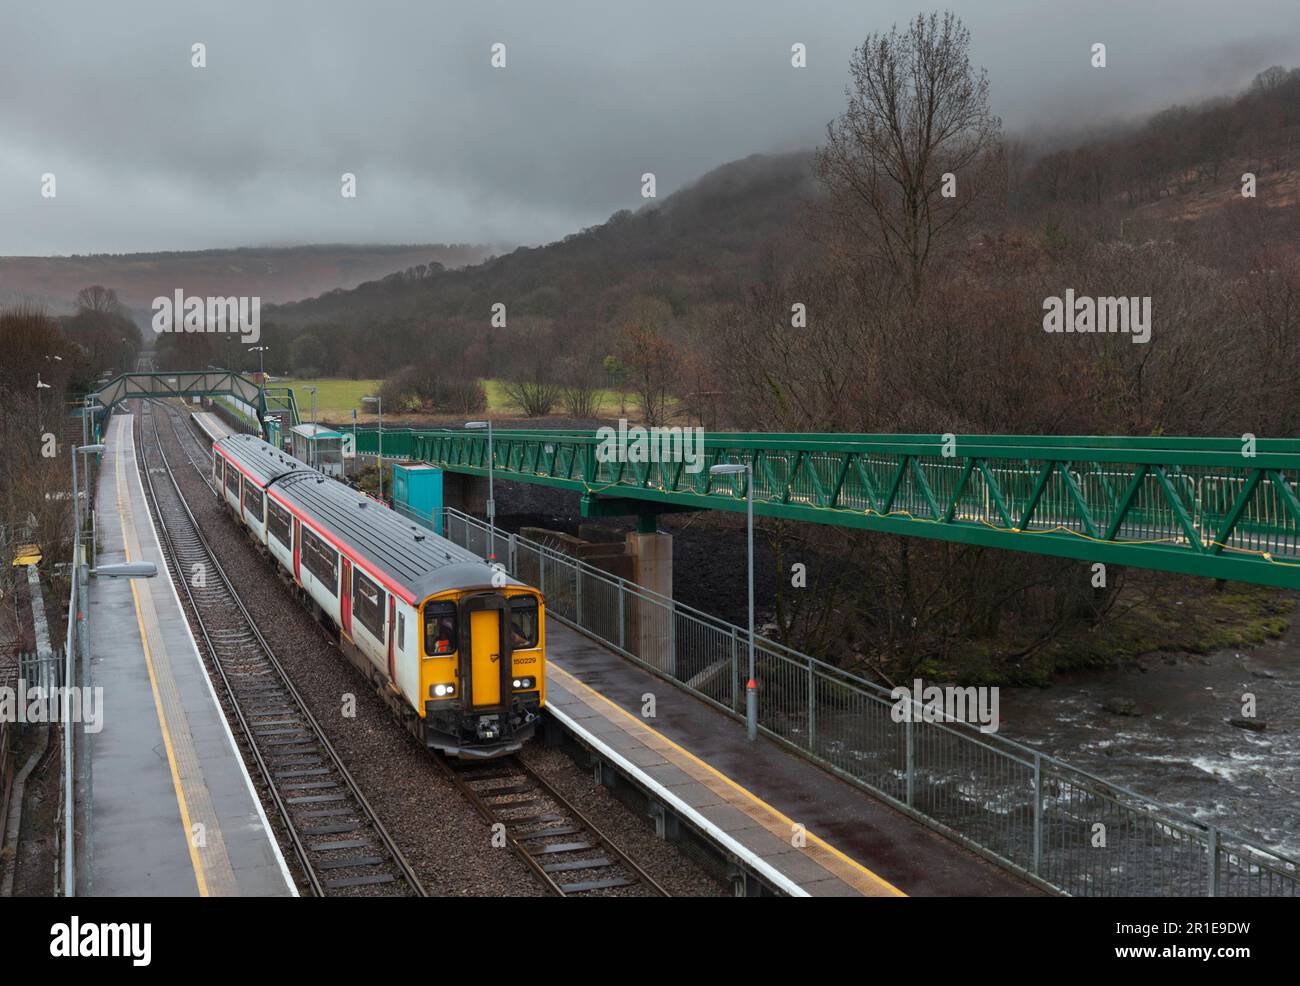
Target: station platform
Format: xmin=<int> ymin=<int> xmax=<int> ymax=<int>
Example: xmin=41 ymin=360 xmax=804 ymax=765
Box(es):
xmin=544 ymin=623 xmax=1039 ymax=897
xmin=78 ymin=413 xmax=295 ymax=896
xmin=191 ymin=410 xmax=233 ymax=442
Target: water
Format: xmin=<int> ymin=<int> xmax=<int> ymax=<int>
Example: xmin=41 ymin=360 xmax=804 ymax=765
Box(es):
xmin=996 ymin=616 xmax=1300 ymax=862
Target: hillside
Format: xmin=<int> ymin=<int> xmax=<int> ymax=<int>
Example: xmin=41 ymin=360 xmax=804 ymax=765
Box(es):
xmin=0 ymin=243 xmax=499 ymax=322
xmin=267 ymin=152 xmax=818 ymax=331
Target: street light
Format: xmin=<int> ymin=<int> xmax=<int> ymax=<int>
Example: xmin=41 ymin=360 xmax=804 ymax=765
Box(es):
xmin=465 ymin=420 xmax=495 ymax=560
xmin=71 ymin=443 xmax=105 ymax=573
xmin=711 ymin=462 xmax=756 ymax=741
xmin=362 ymin=395 xmax=383 ymax=501
xmin=302 ymin=386 xmax=318 ymax=468
xmin=64 ymin=443 xmax=157 ymax=897
xmin=250 ymin=345 xmax=270 ymax=379
xmin=36 ymin=373 xmax=51 ymax=429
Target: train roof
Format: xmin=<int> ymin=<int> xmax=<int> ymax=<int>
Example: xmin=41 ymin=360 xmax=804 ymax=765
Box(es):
xmin=217 ymin=434 xmax=525 ymax=603
xmin=214 ymin=433 xmax=313 ymax=487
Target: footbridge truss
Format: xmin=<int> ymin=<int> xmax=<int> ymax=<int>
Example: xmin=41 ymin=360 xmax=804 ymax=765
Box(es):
xmin=87 ymin=370 xmax=268 ymax=431
xmin=354 ymin=428 xmax=1300 ymax=589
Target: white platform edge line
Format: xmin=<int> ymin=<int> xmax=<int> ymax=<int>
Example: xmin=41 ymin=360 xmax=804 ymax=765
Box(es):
xmin=121 ymin=413 xmax=299 ymax=897
xmin=545 ymin=703 xmax=812 ymax=897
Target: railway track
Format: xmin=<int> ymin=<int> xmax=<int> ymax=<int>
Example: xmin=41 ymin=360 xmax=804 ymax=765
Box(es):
xmin=152 ymin=399 xmax=671 ymax=897
xmin=135 ymin=400 xmax=426 ymax=897
xmin=440 ymin=755 xmax=668 ymax=896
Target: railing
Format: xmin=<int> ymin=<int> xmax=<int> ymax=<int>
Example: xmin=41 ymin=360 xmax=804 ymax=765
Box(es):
xmin=59 ymin=512 xmax=84 ymax=898
xmin=353 ymin=427 xmax=418 ymax=460
xmin=439 ymin=505 xmax=1299 ymax=897
xmin=356 ymin=427 xmax=1300 ymax=588
xmin=0 ymin=720 xmax=13 ymax=863
xmin=18 ymin=650 xmax=65 ymax=693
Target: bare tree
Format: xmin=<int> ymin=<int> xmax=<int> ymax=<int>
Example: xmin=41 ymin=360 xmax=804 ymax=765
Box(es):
xmin=557 ymin=351 xmax=603 ymax=419
xmin=618 ymin=325 xmax=680 ymax=426
xmin=75 ymin=285 xmax=128 ymax=318
xmin=814 ymin=11 xmax=1002 ymax=302
xmin=501 ymin=368 xmax=561 ymax=417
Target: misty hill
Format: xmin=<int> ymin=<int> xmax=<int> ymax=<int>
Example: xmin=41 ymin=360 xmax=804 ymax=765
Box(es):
xmin=0 ymin=243 xmax=499 ymax=323
xmin=267 ymin=152 xmax=818 ymax=332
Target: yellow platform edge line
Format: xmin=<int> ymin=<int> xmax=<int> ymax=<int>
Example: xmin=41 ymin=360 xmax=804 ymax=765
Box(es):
xmin=549 ymin=663 xmax=907 ymax=897
xmin=116 ymin=418 xmax=210 ymax=897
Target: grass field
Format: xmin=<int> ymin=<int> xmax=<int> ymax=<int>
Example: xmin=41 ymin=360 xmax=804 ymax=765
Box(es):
xmin=277 ymin=378 xmax=382 ymax=418
xmin=280 ymin=376 xmax=631 ymax=421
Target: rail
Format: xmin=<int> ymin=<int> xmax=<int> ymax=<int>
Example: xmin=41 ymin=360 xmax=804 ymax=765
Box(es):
xmin=435 ymin=504 xmax=1299 ymax=897
xmin=143 ymin=401 xmax=426 ymax=896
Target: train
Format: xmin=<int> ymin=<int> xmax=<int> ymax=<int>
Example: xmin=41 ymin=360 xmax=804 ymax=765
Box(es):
xmin=210 ymin=432 xmax=545 ymax=758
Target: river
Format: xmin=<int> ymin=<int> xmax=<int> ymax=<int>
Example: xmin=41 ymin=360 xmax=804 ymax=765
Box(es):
xmin=996 ymin=606 xmax=1300 ymax=861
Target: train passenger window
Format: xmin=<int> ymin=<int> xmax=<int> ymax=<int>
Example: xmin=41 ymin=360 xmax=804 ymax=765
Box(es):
xmin=424 ymin=602 xmax=457 ymax=657
xmin=300 ymin=527 xmax=338 ymax=596
xmin=509 ymin=597 xmax=538 ymax=649
xmin=352 ymin=569 xmax=386 ymax=639
xmin=267 ymin=499 xmax=291 ymax=546
xmin=397 ymin=612 xmax=405 ymax=652
xmin=225 ymin=463 xmax=239 ymax=496
xmin=242 ymin=482 xmax=264 ymax=520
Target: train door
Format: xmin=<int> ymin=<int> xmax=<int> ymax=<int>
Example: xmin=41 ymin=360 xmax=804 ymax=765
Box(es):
xmin=463 ymin=594 xmax=511 ymax=709
xmin=340 ymin=558 xmax=352 ymax=637
xmin=292 ymin=518 xmax=301 ymax=582
xmin=387 ymin=597 xmax=396 ymax=681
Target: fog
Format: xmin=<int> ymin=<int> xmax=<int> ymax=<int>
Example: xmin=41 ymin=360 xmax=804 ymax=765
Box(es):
xmin=2 ymin=0 xmax=1298 ymax=254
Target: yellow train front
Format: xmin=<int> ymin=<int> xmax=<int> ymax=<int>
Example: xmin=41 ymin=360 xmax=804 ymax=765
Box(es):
xmin=416 ymin=576 xmax=547 ymax=755
xmin=212 ymin=433 xmax=545 ymax=758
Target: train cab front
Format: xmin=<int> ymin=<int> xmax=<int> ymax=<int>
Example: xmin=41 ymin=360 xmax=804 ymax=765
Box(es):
xmin=420 ymin=587 xmax=545 ymax=759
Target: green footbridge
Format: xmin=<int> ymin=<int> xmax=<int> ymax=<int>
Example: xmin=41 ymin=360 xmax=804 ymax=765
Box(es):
xmin=352 ymin=428 xmax=1300 ymax=589
xmin=82 ymin=373 xmax=1299 ymax=588
xmin=85 ymin=371 xmax=302 ymax=438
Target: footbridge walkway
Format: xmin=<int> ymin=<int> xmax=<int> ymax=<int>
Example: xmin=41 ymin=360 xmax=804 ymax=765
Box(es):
xmin=354 ymin=428 xmax=1300 ymax=589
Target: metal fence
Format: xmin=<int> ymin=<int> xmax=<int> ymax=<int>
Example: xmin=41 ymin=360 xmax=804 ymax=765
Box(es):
xmin=19 ymin=649 xmax=66 ymax=695
xmin=441 ymin=506 xmax=1299 ymax=897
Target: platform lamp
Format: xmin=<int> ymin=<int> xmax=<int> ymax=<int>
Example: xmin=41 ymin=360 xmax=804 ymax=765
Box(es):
xmin=302 ymin=386 xmax=318 ymax=468
xmin=249 ymin=345 xmax=269 ymax=380
xmin=36 ymin=373 xmax=51 ymax=430
xmin=64 ymin=437 xmax=159 ymax=897
xmin=710 ymin=462 xmax=757 ymax=741
xmin=67 ymin=558 xmax=157 ymax=897
xmin=464 ymin=420 xmax=495 ymax=561
xmin=362 ymin=395 xmax=383 ymax=501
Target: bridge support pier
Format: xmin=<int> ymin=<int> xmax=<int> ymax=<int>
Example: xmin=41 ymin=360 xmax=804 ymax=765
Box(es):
xmin=625 ymin=529 xmax=674 ymax=675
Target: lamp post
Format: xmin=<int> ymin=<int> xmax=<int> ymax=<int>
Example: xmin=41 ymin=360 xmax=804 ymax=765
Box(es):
xmin=71 ymin=443 xmax=106 ymax=582
xmin=65 ymin=557 xmax=157 ymax=898
xmin=711 ymin=462 xmax=756 ymax=741
xmin=36 ymin=373 xmax=51 ymax=430
xmin=302 ymin=386 xmax=318 ymax=468
xmin=465 ymin=420 xmax=495 ymax=561
xmin=250 ymin=345 xmax=269 ymax=381
xmin=362 ymin=395 xmax=383 ymax=501
xmin=67 ymin=441 xmax=152 ymax=898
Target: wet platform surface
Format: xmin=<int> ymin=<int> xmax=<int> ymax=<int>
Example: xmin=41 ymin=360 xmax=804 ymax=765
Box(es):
xmin=79 ymin=413 xmax=294 ymax=896
xmin=545 ymin=622 xmax=1040 ymax=896
xmin=191 ymin=411 xmax=232 ymax=442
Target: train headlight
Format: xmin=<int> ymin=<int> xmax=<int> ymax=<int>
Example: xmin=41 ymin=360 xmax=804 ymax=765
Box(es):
xmin=512 ymin=677 xmax=535 ymax=690
xmin=431 ymin=683 xmax=457 ymax=698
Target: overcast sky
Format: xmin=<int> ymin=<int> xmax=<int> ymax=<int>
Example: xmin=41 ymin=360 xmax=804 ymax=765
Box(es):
xmin=3 ymin=0 xmax=1299 ymax=255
